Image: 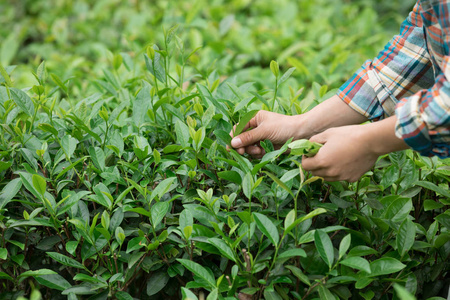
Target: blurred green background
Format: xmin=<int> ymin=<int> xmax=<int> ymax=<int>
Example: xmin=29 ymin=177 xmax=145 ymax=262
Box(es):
xmin=1 ymin=0 xmax=416 ymax=95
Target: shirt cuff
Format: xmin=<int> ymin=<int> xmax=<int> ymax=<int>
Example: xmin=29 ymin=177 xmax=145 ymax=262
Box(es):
xmin=337 ymin=60 xmax=398 ymax=121
xmin=395 ymin=91 xmax=450 ymax=158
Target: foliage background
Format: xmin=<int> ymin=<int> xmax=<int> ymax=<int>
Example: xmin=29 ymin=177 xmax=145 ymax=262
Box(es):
xmin=2 ymin=0 xmax=450 ymax=300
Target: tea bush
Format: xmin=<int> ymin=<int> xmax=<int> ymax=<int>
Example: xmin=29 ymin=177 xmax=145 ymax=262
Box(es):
xmin=0 ymin=0 xmax=449 ymax=299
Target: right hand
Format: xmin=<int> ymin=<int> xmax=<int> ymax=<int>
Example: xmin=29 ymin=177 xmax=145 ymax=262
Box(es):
xmin=229 ymin=110 xmax=303 ymax=158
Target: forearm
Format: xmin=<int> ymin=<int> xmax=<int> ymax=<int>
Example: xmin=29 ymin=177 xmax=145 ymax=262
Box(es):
xmin=293 ymin=94 xmax=368 ymax=139
xmin=362 ymin=115 xmax=410 ymax=155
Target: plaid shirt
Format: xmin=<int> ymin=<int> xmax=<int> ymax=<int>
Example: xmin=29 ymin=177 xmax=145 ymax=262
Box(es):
xmin=338 ymin=1 xmax=450 ymax=158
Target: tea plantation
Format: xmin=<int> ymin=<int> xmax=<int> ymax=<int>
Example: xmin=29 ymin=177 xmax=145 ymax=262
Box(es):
xmin=0 ymin=0 xmax=449 ymax=299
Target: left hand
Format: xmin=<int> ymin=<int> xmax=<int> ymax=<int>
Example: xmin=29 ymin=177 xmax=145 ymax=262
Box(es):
xmin=301 ymin=125 xmax=379 ymax=182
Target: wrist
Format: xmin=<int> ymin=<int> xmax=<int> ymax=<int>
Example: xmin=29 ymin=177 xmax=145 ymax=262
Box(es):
xmin=289 ymin=113 xmax=313 ymax=140
xmin=362 ymin=116 xmax=410 ymax=156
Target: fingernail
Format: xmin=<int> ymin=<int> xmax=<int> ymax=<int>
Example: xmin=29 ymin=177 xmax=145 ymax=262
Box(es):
xmin=231 ymin=137 xmax=242 ymax=148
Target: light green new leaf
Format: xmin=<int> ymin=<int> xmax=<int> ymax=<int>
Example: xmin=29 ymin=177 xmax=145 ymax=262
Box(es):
xmin=338 ymin=234 xmax=351 ymax=259
xmin=277 ymin=67 xmax=296 ymax=87
xmin=32 ymin=174 xmax=47 ymax=197
xmin=288 ymin=139 xmax=323 ymax=157
xmin=284 ymin=209 xmax=296 ymax=231
xmin=253 ymin=212 xmax=279 ymax=246
xmin=270 ymin=60 xmax=279 ymax=77
xmin=314 ymin=229 xmax=334 ymax=269
xmin=233 ymin=110 xmax=258 ymax=137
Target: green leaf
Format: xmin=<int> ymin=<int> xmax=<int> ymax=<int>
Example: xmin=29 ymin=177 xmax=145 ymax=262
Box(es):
xmin=0 ymin=62 xmax=12 ymax=86
xmin=233 ymin=110 xmax=258 ymax=137
xmin=285 ymin=208 xmax=327 ymax=236
xmin=126 ymin=236 xmax=146 ymax=253
xmin=147 ymin=271 xmax=170 ymax=296
xmin=11 ymin=88 xmax=35 ymax=117
xmin=36 ymin=274 xmax=72 ymax=291
xmin=214 ymin=129 xmax=232 ymax=147
xmin=177 ymin=259 xmax=215 ymax=288
xmin=253 ymin=212 xmax=279 ymax=246
xmin=133 ymin=82 xmax=151 ymax=126
xmin=38 ymin=123 xmax=59 ymax=137
xmin=397 ymin=218 xmax=416 ymax=257
xmin=151 ymin=201 xmax=170 ymax=227
xmin=217 ymin=171 xmax=241 ymax=184
xmin=115 ymin=292 xmax=134 ymax=300
xmin=414 ymin=180 xmax=450 ymax=198
xmin=277 ymin=67 xmax=296 ymax=87
xmin=206 ymin=288 xmax=218 ymax=300
xmin=181 ymin=287 xmax=199 ymax=300
xmin=384 ymin=197 xmax=412 ymax=223
xmin=285 ymin=265 xmax=310 ymax=286
xmin=369 ymin=257 xmax=406 ymax=277
xmin=149 ymin=177 xmax=177 ymax=202
xmin=32 ymin=174 xmax=47 ymax=197
xmin=318 ymin=285 xmax=337 ymax=300
xmin=0 ymin=161 xmax=12 ymax=172
xmin=207 ymin=238 xmax=236 ymax=262
xmin=423 ymin=200 xmax=444 ymax=211
xmin=314 ymin=229 xmax=334 ymax=269
xmin=338 ymin=234 xmax=351 ymax=259
xmin=0 ymin=178 xmax=22 ymax=209
xmin=175 ymin=120 xmax=190 ymax=148
xmin=50 ymin=73 xmax=68 ymax=94
xmin=0 ymin=272 xmax=14 ymax=281
xmin=264 ymin=171 xmax=294 ymax=198
xmin=394 ymin=284 xmax=416 ymax=300
xmin=242 ymin=173 xmax=253 ymax=199
xmin=0 ymin=248 xmax=7 ymax=260
xmin=18 ymin=269 xmax=56 ymax=278
xmin=47 ymin=252 xmax=86 ymax=269
xmin=66 ymin=241 xmax=78 ymax=256
xmin=340 ymin=257 xmax=371 ymax=274
xmin=277 ymin=248 xmax=306 ymax=259
xmin=284 ymin=209 xmax=295 ymax=231
xmin=88 ymin=146 xmax=105 ymax=172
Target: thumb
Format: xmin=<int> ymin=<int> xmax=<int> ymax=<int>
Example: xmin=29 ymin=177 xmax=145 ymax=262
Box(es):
xmin=231 ymin=127 xmax=265 ymax=148
xmin=309 ymin=131 xmax=328 ymax=144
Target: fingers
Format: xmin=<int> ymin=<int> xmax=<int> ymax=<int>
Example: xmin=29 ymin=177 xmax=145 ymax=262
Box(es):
xmin=301 ymin=155 xmax=321 ymax=172
xmin=231 ymin=126 xmax=265 ymax=149
xmin=309 ymin=131 xmax=328 ymax=144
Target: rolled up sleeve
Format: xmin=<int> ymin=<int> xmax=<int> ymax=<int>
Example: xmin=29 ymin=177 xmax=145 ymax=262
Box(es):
xmin=337 ymin=3 xmax=434 ymax=121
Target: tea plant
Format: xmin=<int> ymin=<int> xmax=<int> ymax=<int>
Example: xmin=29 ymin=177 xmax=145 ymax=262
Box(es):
xmin=0 ymin=0 xmax=449 ymax=299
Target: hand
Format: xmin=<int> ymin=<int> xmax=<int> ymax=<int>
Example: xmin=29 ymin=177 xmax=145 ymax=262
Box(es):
xmin=301 ymin=125 xmax=379 ymax=182
xmin=229 ymin=110 xmax=304 ymax=158
xmin=301 ymin=117 xmax=409 ymax=182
